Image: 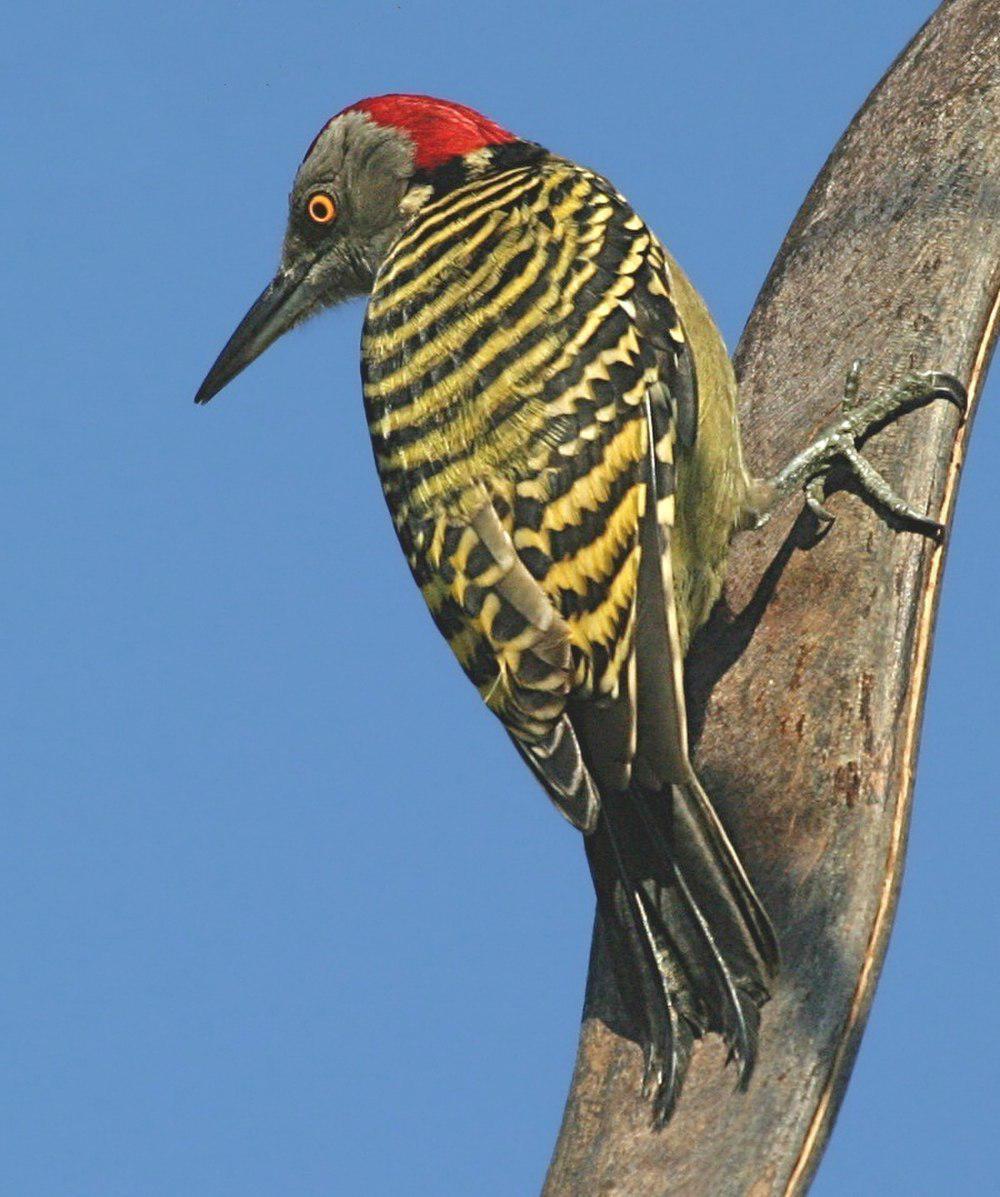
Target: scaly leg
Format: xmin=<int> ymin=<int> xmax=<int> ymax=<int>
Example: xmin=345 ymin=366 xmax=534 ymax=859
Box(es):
xmin=752 ymin=363 xmax=967 ymax=537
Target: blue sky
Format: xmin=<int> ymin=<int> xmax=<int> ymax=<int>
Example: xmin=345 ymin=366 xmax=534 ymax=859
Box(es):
xmin=3 ymin=2 xmax=996 ymax=1193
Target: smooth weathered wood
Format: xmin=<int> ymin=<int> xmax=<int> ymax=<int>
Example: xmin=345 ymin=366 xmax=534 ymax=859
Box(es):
xmin=544 ymin=3 xmax=1000 ymax=1193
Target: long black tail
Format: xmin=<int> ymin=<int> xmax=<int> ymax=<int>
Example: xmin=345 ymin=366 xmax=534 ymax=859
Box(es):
xmin=584 ymin=776 xmax=778 ymax=1125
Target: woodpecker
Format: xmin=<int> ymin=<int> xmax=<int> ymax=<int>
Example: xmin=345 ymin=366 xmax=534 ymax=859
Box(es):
xmin=194 ymin=95 xmax=966 ymax=1124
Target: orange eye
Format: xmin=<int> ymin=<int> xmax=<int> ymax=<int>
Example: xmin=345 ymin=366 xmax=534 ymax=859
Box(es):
xmin=307 ymin=193 xmax=337 ymax=224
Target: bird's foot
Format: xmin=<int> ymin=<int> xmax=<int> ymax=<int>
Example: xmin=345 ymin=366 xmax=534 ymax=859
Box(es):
xmin=754 ymin=362 xmax=967 ymax=538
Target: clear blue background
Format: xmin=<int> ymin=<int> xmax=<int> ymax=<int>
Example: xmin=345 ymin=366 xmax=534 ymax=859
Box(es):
xmin=3 ymin=2 xmax=997 ymax=1193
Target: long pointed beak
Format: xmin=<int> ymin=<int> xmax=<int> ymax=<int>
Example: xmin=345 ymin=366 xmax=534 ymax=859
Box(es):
xmin=194 ymin=256 xmax=316 ymax=405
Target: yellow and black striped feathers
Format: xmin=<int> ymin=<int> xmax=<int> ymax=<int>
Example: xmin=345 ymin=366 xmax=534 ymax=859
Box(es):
xmin=362 ymin=151 xmax=694 ymax=823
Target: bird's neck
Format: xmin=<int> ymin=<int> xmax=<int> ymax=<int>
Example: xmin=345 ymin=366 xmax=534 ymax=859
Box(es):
xmin=407 ymin=139 xmax=549 ymax=207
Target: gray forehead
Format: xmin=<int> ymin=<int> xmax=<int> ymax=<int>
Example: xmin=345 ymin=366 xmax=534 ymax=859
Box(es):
xmin=292 ymin=110 xmax=414 ymax=195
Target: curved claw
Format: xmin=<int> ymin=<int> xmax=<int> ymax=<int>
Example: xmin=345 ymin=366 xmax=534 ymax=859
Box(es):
xmin=917 ymin=370 xmax=968 ymax=418
xmin=805 ymin=475 xmax=835 ymax=525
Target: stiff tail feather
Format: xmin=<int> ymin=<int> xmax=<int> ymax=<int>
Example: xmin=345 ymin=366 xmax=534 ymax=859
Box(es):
xmin=583 ymin=778 xmax=777 ymax=1126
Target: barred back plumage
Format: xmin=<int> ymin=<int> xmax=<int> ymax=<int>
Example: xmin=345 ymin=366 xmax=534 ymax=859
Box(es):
xmin=361 ymin=144 xmax=776 ymax=1121
xmin=365 ymin=154 xmax=680 ymax=697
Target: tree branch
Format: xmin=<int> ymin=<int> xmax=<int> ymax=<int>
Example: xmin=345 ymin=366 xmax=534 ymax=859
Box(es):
xmin=543 ymin=3 xmax=1000 ymax=1193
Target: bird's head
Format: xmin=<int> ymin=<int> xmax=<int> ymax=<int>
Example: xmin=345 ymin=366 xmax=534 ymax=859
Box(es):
xmin=194 ymin=94 xmax=521 ymax=405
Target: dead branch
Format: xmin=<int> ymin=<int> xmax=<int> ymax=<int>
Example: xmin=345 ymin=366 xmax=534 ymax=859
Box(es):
xmin=543 ymin=3 xmax=1000 ymax=1193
